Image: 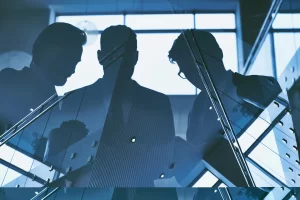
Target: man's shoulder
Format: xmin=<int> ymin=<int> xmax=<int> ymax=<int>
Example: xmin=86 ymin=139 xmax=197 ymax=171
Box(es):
xmin=233 ymin=72 xmax=282 ymax=109
xmin=133 ymin=81 xmax=169 ymax=100
xmin=233 ymin=73 xmax=281 ymax=91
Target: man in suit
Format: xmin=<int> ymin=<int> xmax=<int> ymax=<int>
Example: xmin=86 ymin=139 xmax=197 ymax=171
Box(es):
xmin=50 ymin=25 xmax=176 ymax=188
xmin=0 ymin=22 xmax=86 ymax=135
xmin=86 ymin=25 xmax=176 ymax=187
xmin=167 ymin=30 xmax=282 ymax=186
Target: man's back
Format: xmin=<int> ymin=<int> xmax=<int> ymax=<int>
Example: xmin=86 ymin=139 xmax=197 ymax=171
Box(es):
xmin=87 ymin=79 xmax=176 ymax=187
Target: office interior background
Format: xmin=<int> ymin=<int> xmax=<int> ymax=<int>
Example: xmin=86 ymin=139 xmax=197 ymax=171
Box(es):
xmin=0 ymin=0 xmax=300 ymax=199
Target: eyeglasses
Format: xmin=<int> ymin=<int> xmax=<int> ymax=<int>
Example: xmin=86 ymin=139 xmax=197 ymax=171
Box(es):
xmin=178 ymin=71 xmax=186 ymax=79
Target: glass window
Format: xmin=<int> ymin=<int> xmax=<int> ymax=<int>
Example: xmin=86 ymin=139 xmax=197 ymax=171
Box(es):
xmin=57 ymin=35 xmax=102 ymax=95
xmin=272 ymin=14 xmax=300 ymax=29
xmin=273 ymin=33 xmax=300 ymax=78
xmin=125 ymin=14 xmax=194 ymax=30
xmin=249 ymin=135 xmax=294 ymax=186
xmin=211 ymin=33 xmax=238 ymax=72
xmin=132 ymin=33 xmax=196 ymax=95
xmin=193 ymin=171 xmax=218 ymax=187
xmin=56 ymin=15 xmax=124 ymax=30
xmin=195 ymin=14 xmax=236 ymax=29
xmin=248 ymin=34 xmax=274 ymax=77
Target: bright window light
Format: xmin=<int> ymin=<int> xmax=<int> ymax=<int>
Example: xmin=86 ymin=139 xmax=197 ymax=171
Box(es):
xmin=195 ymin=14 xmax=236 ymax=29
xmin=56 ymin=15 xmax=124 ymax=30
xmin=272 ymin=14 xmax=300 ymax=29
xmin=125 ymin=14 xmax=194 ymax=30
xmin=193 ymin=171 xmax=218 ymax=187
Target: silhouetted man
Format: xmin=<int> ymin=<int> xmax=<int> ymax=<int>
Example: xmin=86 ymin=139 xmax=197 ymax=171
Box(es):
xmin=167 ymin=30 xmax=282 ymax=185
xmin=88 ymin=25 xmax=176 ymax=187
xmin=53 ymin=25 xmax=176 ymax=188
xmin=0 ymin=22 xmax=86 ymax=134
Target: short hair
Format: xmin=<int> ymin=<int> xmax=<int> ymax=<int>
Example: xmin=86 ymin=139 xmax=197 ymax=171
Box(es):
xmin=100 ymin=25 xmax=137 ymax=53
xmin=168 ymin=30 xmax=223 ymax=64
xmin=32 ymin=22 xmax=87 ymax=64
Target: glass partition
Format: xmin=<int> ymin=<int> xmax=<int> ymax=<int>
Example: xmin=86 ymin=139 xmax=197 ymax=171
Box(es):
xmin=1 ymin=0 xmax=298 ymax=190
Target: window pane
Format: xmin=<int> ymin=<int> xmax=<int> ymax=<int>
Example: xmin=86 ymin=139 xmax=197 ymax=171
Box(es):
xmin=125 ymin=14 xmax=194 ymax=30
xmin=248 ymin=34 xmax=274 ymax=76
xmin=272 ymin=14 xmax=300 ymax=29
xmin=211 ymin=33 xmax=238 ymax=72
xmin=56 ymin=35 xmax=102 ymax=95
xmin=193 ymin=171 xmax=218 ymax=187
xmin=195 ymin=14 xmax=236 ymax=29
xmin=132 ymin=33 xmax=196 ymax=95
xmin=56 ymin=15 xmax=124 ymax=30
xmin=273 ymin=33 xmax=300 ymax=78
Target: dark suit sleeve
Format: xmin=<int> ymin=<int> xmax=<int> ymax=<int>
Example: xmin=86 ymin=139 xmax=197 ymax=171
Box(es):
xmin=0 ymin=69 xmax=16 ymax=135
xmin=234 ymin=73 xmax=282 ymax=109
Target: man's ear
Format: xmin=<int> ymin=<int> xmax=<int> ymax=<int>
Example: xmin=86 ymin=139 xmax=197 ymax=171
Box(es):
xmin=132 ymin=50 xmax=138 ymax=66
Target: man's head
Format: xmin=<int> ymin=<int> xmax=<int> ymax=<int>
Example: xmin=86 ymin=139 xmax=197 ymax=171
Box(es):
xmin=168 ymin=30 xmax=224 ymax=89
xmin=32 ymin=22 xmax=87 ymax=86
xmin=98 ymin=25 xmax=138 ymax=80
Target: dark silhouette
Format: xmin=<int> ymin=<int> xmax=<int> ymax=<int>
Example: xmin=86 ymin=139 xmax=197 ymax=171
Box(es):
xmin=168 ymin=30 xmax=282 ymax=185
xmin=87 ymin=25 xmax=176 ymax=187
xmin=52 ymin=25 xmax=177 ymax=187
xmin=0 ymin=22 xmax=87 ymax=134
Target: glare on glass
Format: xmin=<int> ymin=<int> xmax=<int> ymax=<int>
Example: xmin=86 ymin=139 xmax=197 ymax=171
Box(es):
xmin=125 ymin=14 xmax=194 ymax=30
xmin=193 ymin=171 xmax=218 ymax=187
xmin=195 ymin=14 xmax=236 ymax=29
xmin=132 ymin=33 xmax=196 ymax=95
xmin=56 ymin=15 xmax=124 ymax=30
xmin=272 ymin=14 xmax=300 ymax=29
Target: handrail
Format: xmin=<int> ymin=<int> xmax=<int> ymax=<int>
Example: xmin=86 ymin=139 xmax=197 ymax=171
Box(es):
xmin=0 ymin=94 xmax=71 ymax=147
xmin=0 ymin=94 xmax=58 ymax=141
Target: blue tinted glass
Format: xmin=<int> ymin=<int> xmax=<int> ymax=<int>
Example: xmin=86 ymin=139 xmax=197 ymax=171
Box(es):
xmin=125 ymin=14 xmax=194 ymax=30
xmin=195 ymin=14 xmax=236 ymax=29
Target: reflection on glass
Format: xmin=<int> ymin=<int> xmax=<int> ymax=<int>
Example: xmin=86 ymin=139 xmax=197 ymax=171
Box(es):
xmin=192 ymin=171 xmax=218 ymax=187
xmin=195 ymin=14 xmax=236 ymax=29
xmin=125 ymin=14 xmax=194 ymax=30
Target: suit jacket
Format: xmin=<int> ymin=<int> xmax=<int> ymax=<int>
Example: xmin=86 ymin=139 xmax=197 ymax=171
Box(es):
xmin=86 ymin=79 xmax=176 ymax=187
